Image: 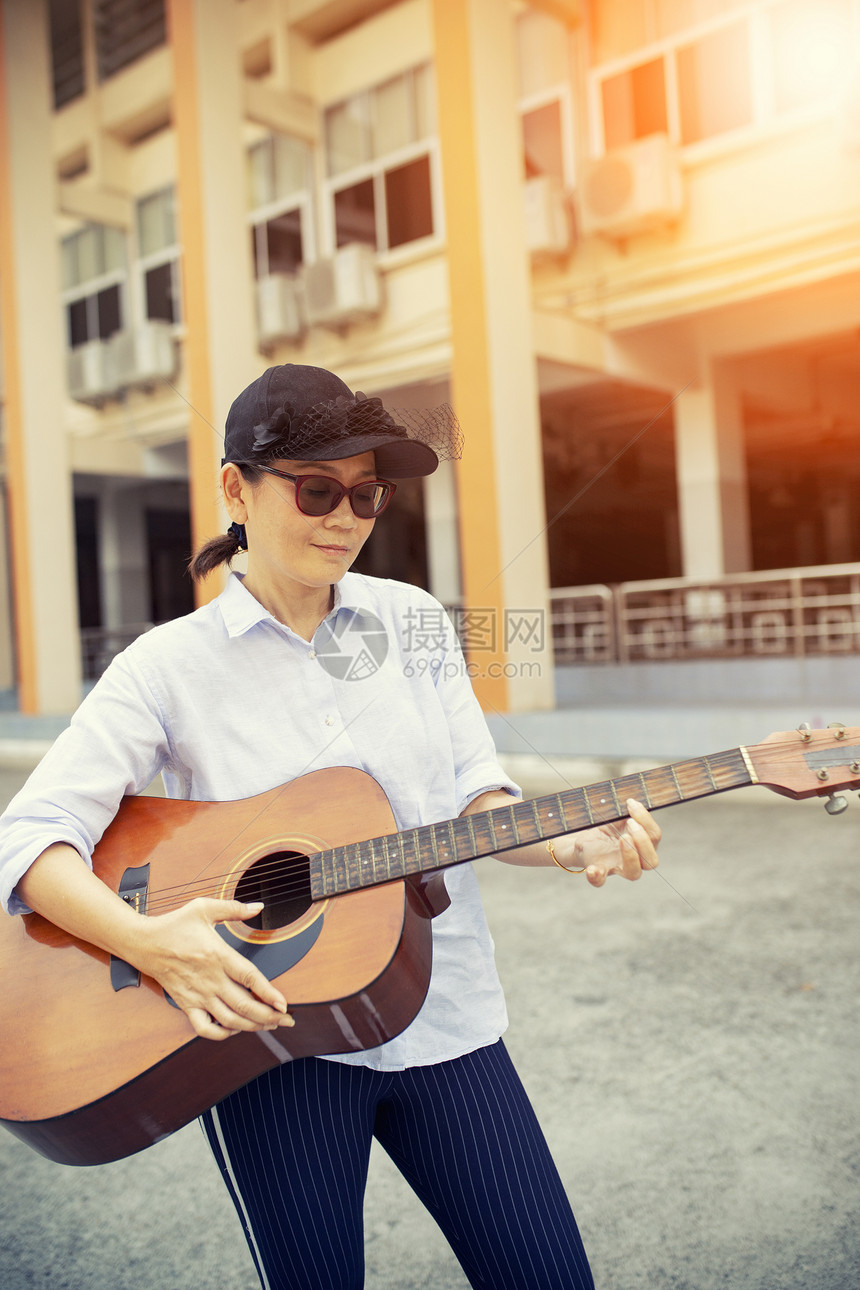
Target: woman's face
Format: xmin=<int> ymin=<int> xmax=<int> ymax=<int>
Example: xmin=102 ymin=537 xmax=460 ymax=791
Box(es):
xmin=222 ymin=451 xmax=379 ymax=597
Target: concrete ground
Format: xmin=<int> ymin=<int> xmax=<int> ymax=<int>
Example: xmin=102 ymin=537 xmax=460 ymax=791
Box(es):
xmin=1 ymin=760 xmax=858 ymax=1289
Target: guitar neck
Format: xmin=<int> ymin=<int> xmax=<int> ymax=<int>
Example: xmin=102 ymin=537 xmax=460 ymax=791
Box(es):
xmin=310 ymin=746 xmax=754 ymax=900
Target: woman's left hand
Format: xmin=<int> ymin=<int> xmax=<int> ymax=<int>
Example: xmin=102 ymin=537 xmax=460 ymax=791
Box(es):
xmin=552 ymin=799 xmax=662 ymax=887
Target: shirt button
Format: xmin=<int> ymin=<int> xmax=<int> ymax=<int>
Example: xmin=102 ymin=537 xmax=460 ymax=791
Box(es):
xmin=308 ymin=649 xmax=317 ymax=659
xmin=324 ymin=715 xmax=334 ymax=726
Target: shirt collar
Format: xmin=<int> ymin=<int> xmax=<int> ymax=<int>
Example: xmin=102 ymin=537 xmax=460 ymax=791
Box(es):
xmin=217 ymin=571 xmax=364 ymax=638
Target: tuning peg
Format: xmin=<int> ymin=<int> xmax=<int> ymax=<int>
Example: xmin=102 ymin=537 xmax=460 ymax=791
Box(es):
xmin=827 ymin=722 xmax=847 ymax=740
xmin=797 ymin=722 xmax=812 ymax=742
xmin=824 ymin=793 xmax=849 ymax=815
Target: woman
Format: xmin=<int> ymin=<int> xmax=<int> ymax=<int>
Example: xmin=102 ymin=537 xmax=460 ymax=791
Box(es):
xmin=0 ymin=364 xmax=661 ymax=1290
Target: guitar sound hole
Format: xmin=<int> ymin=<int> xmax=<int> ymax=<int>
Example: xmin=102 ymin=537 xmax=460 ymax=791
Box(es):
xmin=234 ymin=851 xmax=313 ymax=930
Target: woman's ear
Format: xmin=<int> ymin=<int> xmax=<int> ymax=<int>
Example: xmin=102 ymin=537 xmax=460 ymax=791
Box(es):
xmin=221 ymin=463 xmax=248 ymax=522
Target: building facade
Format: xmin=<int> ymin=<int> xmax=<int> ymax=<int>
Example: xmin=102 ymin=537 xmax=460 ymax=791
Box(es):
xmin=1 ymin=0 xmax=859 ymax=715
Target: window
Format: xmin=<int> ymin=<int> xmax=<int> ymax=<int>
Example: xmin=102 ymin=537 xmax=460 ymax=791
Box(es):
xmin=93 ymin=0 xmax=166 ymax=82
xmin=61 ymin=224 xmax=126 ymax=348
xmin=49 ymin=0 xmax=85 ymax=109
xmin=136 ymin=187 xmax=181 ymax=324
xmin=516 ymin=10 xmax=575 ymax=184
xmin=601 ymin=57 xmax=668 ymax=150
xmin=592 ymin=1 xmax=858 ymax=154
xmin=323 ymin=65 xmax=438 ymax=253
xmin=676 ymin=21 xmax=752 ymax=145
xmin=247 ymin=135 xmax=313 ymax=277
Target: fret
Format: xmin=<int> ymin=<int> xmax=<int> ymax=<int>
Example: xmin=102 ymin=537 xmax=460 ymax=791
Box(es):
xmin=469 ymin=811 xmax=496 ymax=856
xmin=445 ymin=818 xmax=457 ymax=865
xmin=508 ymin=800 xmax=537 ymax=846
xmin=407 ymin=828 xmax=422 ymax=874
xmin=547 ymin=794 xmax=565 ymax=836
xmin=508 ymin=804 xmax=524 ymax=845
xmin=585 ymin=782 xmax=616 ymax=824
xmin=335 ymin=844 xmax=350 ymax=889
xmin=637 ymin=771 xmax=652 ymax=809
xmin=358 ymin=838 xmax=375 ymax=886
xmin=491 ymin=804 xmax=516 ymax=849
xmin=452 ymin=815 xmax=476 ymax=861
xmin=381 ymin=831 xmax=394 ymax=878
xmin=315 ymin=745 xmax=759 ymax=900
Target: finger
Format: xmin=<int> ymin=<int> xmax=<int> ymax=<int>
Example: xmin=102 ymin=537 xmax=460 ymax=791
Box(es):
xmin=200 ymin=900 xmax=291 ymax=1016
xmin=584 ymin=862 xmax=607 ymax=888
xmin=217 ymin=979 xmax=295 ymax=1030
xmin=627 ymin=799 xmax=662 ymax=845
xmin=228 ymin=957 xmax=291 ymax=1019
xmin=186 ymin=1006 xmax=239 ymax=1041
xmin=199 ymin=898 xmax=265 ymax=925
xmin=625 ymin=804 xmax=661 ymax=872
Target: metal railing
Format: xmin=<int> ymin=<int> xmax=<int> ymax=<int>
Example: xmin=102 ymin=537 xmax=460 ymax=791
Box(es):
xmin=550 ymin=564 xmax=860 ymax=665
xmin=79 ymin=564 xmax=860 ymax=681
xmin=80 ymin=622 xmax=156 ymax=680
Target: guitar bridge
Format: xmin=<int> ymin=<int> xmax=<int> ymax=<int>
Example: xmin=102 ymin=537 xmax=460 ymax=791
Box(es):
xmin=110 ymin=863 xmax=150 ymax=991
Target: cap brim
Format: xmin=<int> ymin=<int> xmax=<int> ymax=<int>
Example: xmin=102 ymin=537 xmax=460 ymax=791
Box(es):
xmin=309 ymin=433 xmax=439 ymax=479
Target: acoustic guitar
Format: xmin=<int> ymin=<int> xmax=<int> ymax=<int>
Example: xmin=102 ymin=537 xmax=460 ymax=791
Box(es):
xmin=0 ymin=723 xmax=857 ymax=1167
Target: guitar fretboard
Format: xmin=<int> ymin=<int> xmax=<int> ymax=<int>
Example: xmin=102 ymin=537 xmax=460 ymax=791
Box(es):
xmin=309 ymin=747 xmax=753 ymax=900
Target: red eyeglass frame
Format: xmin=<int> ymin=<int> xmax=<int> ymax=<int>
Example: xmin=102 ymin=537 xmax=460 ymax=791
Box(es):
xmin=251 ymin=464 xmax=397 ymax=517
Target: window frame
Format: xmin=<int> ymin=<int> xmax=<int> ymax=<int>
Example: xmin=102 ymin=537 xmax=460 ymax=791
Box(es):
xmin=135 ymin=186 xmax=183 ymax=329
xmin=247 ymin=134 xmax=316 ymax=279
xmin=515 ymin=9 xmax=577 ymax=188
xmin=320 ymin=65 xmax=444 ymax=262
xmin=61 ymin=223 xmax=127 ymax=351
xmin=587 ymin=0 xmax=859 ymax=159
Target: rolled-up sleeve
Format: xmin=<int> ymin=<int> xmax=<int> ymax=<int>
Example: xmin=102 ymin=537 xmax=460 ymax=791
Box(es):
xmin=0 ymin=652 xmax=170 ymax=915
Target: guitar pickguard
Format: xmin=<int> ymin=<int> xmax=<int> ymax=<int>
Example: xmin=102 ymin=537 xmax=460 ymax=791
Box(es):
xmin=214 ymin=912 xmax=324 ymax=978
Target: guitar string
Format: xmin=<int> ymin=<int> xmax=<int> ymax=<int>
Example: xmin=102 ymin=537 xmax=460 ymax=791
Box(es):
xmin=134 ymin=743 xmax=815 ymax=912
xmin=129 ymin=745 xmax=806 ymax=915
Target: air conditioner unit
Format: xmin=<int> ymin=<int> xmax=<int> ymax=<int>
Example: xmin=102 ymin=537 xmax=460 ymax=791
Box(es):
xmin=111 ymin=321 xmax=177 ymax=391
xmin=67 ymin=339 xmax=117 ymax=405
xmin=256 ymin=273 xmax=304 ymax=343
xmin=578 ymin=134 xmax=683 ymax=239
xmin=524 ymin=175 xmax=572 ymax=258
xmin=302 ymin=243 xmax=382 ymax=329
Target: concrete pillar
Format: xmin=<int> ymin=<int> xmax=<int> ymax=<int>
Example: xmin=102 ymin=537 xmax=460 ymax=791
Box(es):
xmin=0 ymin=485 xmax=15 ymax=690
xmin=0 ymin=0 xmax=82 ymax=713
xmin=167 ymin=0 xmax=260 ymax=599
xmin=674 ymin=362 xmax=752 ymax=577
xmin=431 ymin=0 xmax=554 ymax=712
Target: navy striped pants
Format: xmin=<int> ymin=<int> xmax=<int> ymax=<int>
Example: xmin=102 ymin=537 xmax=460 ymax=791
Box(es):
xmin=201 ymin=1039 xmax=593 ymax=1290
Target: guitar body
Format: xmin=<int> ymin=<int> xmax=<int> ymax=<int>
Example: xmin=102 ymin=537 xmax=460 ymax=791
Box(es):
xmin=3 ymin=724 xmax=858 ymax=1168
xmin=0 ymin=767 xmax=448 ymax=1167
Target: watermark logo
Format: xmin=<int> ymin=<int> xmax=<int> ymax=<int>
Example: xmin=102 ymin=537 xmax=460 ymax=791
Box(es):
xmin=315 ymin=605 xmax=547 ymax=683
xmin=315 ymin=609 xmax=389 ymax=681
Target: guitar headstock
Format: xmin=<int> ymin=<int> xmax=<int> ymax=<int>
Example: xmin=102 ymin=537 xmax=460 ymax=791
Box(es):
xmin=746 ymin=723 xmax=860 ymax=806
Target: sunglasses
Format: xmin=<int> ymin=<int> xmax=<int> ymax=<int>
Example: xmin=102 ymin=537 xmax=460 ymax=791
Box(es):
xmin=254 ymin=464 xmax=397 ymax=518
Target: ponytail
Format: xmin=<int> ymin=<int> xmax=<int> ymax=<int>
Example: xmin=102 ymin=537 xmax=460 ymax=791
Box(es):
xmin=187 ymin=464 xmax=261 ymax=582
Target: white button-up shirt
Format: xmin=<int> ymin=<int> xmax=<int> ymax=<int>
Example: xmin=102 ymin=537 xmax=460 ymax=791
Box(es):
xmin=0 ymin=573 xmax=517 ymax=1069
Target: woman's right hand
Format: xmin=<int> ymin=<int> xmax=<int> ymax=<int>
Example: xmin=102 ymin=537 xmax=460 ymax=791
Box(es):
xmin=132 ymin=897 xmax=292 ymax=1040
xmin=16 ymin=845 xmax=292 ymax=1042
